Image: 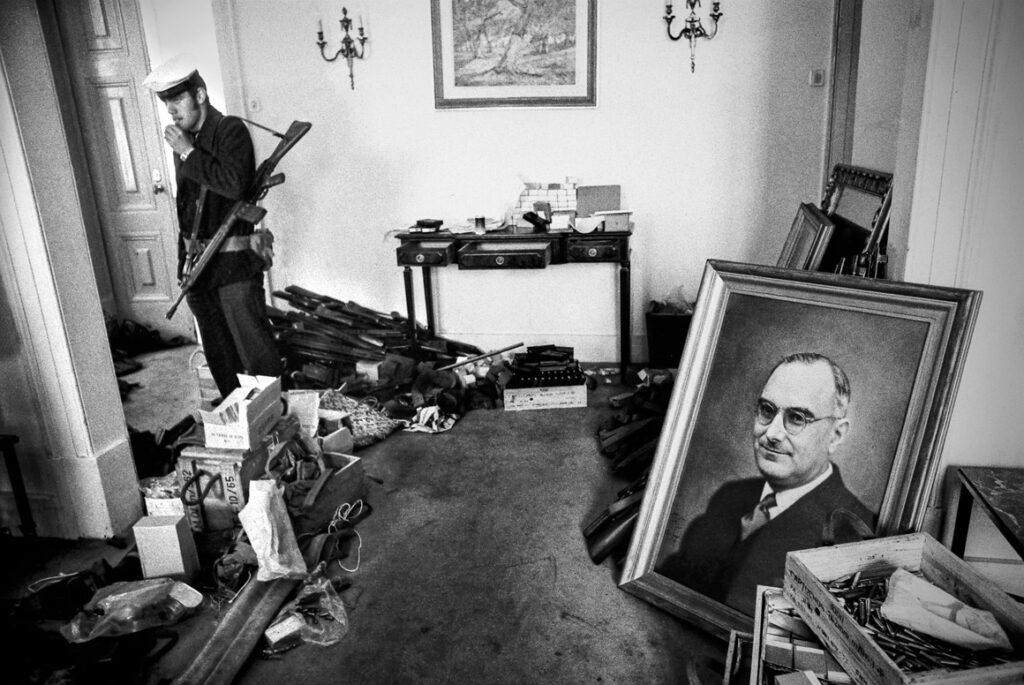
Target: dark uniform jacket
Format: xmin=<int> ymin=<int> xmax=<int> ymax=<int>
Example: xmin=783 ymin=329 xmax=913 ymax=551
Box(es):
xmin=656 ymin=465 xmax=874 ymax=615
xmin=174 ymin=104 xmax=263 ymax=291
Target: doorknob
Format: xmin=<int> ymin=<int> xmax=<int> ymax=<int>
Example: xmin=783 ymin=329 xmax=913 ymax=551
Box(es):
xmin=152 ymin=169 xmax=165 ymax=194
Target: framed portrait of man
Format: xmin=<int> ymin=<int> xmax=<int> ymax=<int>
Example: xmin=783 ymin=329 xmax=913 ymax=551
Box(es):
xmin=619 ymin=260 xmax=981 ymax=638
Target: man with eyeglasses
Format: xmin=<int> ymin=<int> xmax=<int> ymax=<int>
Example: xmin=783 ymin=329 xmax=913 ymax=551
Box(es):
xmin=658 ymin=352 xmax=874 ymax=614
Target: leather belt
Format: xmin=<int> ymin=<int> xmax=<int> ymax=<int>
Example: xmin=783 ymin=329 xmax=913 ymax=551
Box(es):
xmin=195 ymin=236 xmax=250 ymax=252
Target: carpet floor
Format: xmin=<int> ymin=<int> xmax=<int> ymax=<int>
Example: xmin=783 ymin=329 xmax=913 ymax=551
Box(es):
xmin=10 ymin=347 xmax=728 ymax=684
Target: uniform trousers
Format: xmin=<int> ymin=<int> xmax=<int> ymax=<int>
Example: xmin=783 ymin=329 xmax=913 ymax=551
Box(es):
xmin=187 ymin=275 xmax=282 ymax=397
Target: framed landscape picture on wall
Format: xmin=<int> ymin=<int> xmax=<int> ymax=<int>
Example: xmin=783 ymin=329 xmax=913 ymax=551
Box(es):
xmin=430 ymin=0 xmax=597 ymax=109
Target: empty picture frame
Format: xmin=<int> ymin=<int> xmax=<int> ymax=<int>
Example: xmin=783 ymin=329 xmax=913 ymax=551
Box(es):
xmin=618 ymin=260 xmax=981 ymax=639
xmin=777 ymin=203 xmax=834 ymax=271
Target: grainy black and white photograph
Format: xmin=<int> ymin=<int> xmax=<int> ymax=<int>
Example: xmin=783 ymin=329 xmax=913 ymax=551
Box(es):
xmin=1 ymin=2 xmax=1021 ymax=684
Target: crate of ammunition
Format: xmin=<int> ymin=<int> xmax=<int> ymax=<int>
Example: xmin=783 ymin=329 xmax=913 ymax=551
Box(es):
xmin=784 ymin=533 xmax=1024 ymax=685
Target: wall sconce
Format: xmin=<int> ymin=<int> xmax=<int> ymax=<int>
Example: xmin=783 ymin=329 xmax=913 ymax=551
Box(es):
xmin=316 ymin=7 xmax=368 ymax=89
xmin=664 ymin=1 xmax=723 ymax=73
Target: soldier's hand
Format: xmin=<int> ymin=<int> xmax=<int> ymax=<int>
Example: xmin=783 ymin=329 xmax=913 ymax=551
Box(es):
xmin=164 ymin=124 xmax=194 ymax=157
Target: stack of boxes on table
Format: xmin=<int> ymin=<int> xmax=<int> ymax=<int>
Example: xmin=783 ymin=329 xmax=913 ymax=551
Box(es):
xmin=136 ymin=374 xmax=366 ymax=583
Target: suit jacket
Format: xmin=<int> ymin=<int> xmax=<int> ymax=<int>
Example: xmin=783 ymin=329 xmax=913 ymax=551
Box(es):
xmin=656 ymin=465 xmax=873 ymax=616
xmin=174 ymin=104 xmax=262 ymax=291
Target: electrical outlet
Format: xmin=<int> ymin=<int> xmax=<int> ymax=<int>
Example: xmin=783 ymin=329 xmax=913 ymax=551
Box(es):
xmin=809 ymin=69 xmax=825 ymax=87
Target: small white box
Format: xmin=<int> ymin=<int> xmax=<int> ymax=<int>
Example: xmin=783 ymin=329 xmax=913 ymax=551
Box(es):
xmin=504 ymin=383 xmax=588 ymax=411
xmin=592 ymin=210 xmax=632 ymax=232
xmin=133 ymin=514 xmax=199 ymax=582
xmin=200 ymin=374 xmax=282 ymax=450
xmin=144 ymin=496 xmax=186 ymax=518
xmin=203 ymin=396 xmax=281 ymax=450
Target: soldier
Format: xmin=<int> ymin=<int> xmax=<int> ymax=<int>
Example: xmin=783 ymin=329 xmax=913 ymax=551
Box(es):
xmin=143 ymin=56 xmax=281 ymax=397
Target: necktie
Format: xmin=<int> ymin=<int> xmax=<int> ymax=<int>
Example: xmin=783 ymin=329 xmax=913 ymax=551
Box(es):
xmin=739 ymin=491 xmax=777 ymax=541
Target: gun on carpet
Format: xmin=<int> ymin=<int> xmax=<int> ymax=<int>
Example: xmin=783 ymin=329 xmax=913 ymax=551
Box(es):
xmin=166 ymin=119 xmax=313 ymax=319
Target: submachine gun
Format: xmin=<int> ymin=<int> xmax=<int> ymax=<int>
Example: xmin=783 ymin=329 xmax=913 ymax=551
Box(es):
xmin=166 ymin=119 xmax=313 ymax=319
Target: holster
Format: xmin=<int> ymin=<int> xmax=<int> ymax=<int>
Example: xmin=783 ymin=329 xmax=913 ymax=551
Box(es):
xmin=250 ymin=228 xmax=275 ymax=270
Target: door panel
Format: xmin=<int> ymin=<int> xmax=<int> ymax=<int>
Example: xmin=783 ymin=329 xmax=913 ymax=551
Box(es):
xmin=55 ymin=0 xmax=193 ymax=340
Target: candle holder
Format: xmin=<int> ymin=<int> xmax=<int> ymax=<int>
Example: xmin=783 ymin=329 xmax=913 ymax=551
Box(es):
xmin=316 ymin=7 xmax=368 ymax=89
xmin=664 ymin=1 xmax=723 ymax=73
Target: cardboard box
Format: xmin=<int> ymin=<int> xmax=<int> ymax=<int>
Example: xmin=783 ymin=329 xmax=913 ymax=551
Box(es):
xmin=200 ymin=374 xmax=282 ymax=450
xmin=504 ymin=383 xmax=587 ymax=411
xmin=177 ymin=441 xmax=271 ymax=532
xmin=144 ymin=496 xmax=186 ymax=518
xmin=203 ymin=395 xmax=280 ymax=450
xmin=291 ymin=453 xmax=367 ymax=537
xmin=133 ymin=515 xmax=199 ymax=582
xmin=751 ymin=586 xmax=851 ymax=685
xmin=784 ymin=533 xmax=1024 ymax=685
xmin=593 ymin=210 xmax=632 ymax=232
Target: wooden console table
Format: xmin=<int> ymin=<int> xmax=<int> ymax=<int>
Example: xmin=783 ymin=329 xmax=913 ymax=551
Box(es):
xmin=950 ymin=466 xmax=1024 ymax=561
xmin=395 ymin=228 xmax=632 ymax=381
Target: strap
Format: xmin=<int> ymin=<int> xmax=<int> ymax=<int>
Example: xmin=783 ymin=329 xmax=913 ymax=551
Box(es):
xmin=193 ymin=235 xmax=251 ymax=252
xmin=183 ymin=185 xmax=209 ymax=263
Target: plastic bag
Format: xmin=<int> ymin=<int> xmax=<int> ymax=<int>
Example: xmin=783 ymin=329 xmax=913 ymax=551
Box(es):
xmin=238 ymin=479 xmax=308 ymax=581
xmin=60 ymin=578 xmax=202 ymax=643
xmin=266 ymin=564 xmax=349 ymax=649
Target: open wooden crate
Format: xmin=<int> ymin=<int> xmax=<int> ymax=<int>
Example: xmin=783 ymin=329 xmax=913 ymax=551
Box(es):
xmin=784 ymin=533 xmax=1024 ymax=684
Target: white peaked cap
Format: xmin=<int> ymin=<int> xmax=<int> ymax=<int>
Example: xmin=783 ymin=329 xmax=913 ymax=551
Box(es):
xmin=142 ymin=54 xmax=200 ymax=96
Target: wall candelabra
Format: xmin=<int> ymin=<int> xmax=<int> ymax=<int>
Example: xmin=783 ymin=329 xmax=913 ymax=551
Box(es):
xmin=664 ymin=1 xmax=723 ymax=73
xmin=316 ymin=7 xmax=368 ymax=89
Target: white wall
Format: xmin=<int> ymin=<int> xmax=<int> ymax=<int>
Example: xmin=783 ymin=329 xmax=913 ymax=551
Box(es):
xmin=138 ymin=0 xmax=837 ymax=361
xmin=905 ymin=0 xmax=1024 ymax=591
xmin=851 ymin=0 xmax=913 ymax=172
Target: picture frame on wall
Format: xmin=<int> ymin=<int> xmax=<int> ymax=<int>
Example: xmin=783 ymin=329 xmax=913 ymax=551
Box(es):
xmin=777 ymin=203 xmax=834 ymax=271
xmin=618 ymin=260 xmax=981 ymax=639
xmin=430 ymin=0 xmax=597 ymax=109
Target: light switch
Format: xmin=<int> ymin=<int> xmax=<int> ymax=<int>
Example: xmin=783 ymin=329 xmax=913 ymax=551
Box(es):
xmin=809 ymin=69 xmax=825 ymax=87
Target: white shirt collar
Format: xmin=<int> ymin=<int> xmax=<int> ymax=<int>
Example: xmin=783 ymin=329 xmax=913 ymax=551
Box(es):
xmin=760 ymin=463 xmax=833 ymax=518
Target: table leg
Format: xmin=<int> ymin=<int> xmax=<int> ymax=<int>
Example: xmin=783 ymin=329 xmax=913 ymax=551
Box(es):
xmin=403 ymin=266 xmax=417 ymax=343
xmin=619 ymin=258 xmax=631 ymax=383
xmin=422 ymin=267 xmax=436 ymax=337
xmin=0 ymin=434 xmax=36 ymax=537
xmin=950 ymin=475 xmax=973 ymax=558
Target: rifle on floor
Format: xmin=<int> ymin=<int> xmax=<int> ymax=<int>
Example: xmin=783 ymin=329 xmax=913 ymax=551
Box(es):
xmin=166 ymin=119 xmax=313 ymax=319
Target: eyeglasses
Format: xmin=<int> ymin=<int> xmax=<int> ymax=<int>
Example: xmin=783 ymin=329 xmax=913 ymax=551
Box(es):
xmin=755 ymin=399 xmax=838 ymax=435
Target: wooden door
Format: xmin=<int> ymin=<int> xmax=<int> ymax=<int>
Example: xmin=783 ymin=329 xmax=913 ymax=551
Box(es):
xmin=54 ymin=0 xmax=193 ymax=340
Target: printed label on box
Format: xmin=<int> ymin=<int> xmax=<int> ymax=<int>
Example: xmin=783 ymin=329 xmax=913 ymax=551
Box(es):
xmin=504 ymin=384 xmax=587 ymax=411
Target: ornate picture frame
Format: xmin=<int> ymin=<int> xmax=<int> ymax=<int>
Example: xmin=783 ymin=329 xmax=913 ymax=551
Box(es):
xmin=430 ymin=0 xmax=597 ymax=109
xmin=777 ymin=203 xmax=834 ymax=271
xmin=619 ymin=261 xmax=981 ymax=639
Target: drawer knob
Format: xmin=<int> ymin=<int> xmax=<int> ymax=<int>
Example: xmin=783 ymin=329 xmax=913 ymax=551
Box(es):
xmin=587 ymin=247 xmax=598 ymax=257
xmin=495 ymin=256 xmax=506 ymax=265
xmin=415 ymin=254 xmax=425 ymax=263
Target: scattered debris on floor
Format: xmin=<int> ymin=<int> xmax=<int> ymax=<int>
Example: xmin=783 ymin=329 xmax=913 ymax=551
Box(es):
xmin=106 ymin=313 xmax=190 ymax=399
xmin=9 ymin=289 xmax=629 ymax=682
xmin=584 ymin=368 xmax=676 ymax=564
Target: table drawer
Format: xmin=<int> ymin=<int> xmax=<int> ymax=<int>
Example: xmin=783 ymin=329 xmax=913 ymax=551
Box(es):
xmin=396 ymin=240 xmax=456 ymax=266
xmin=457 ymin=241 xmax=551 ymax=269
xmin=567 ymin=237 xmax=623 ymax=262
